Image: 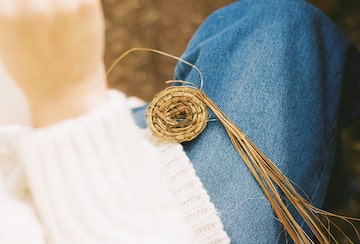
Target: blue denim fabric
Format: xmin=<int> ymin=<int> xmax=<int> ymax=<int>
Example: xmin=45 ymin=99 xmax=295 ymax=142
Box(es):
xmin=133 ymin=0 xmax=360 ymax=242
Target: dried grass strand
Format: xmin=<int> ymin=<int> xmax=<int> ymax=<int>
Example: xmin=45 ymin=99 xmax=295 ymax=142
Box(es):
xmin=202 ymin=91 xmax=359 ymax=244
xmin=106 ymin=47 xmax=204 ymax=89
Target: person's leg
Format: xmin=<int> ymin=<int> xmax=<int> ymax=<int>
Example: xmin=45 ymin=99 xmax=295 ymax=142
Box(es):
xmin=133 ymin=0 xmax=360 ymax=242
xmin=173 ymin=0 xmax=359 ymax=242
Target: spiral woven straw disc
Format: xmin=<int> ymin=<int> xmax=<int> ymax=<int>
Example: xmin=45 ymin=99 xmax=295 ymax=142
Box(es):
xmin=146 ymin=85 xmax=208 ymax=143
xmin=109 ymin=48 xmax=360 ymax=243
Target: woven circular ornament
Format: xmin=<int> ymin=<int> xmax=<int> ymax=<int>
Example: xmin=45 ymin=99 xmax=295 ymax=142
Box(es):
xmin=108 ymin=48 xmax=360 ymax=244
xmin=146 ymin=84 xmax=208 ymax=143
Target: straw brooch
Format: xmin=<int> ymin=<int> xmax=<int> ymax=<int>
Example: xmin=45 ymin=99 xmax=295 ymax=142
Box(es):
xmin=107 ymin=48 xmax=359 ymax=244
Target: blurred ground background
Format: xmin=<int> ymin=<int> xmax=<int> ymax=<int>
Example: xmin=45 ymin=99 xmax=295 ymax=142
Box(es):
xmin=102 ymin=0 xmax=360 ymax=241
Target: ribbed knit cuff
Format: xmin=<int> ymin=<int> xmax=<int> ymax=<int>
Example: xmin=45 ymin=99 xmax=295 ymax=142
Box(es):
xmin=144 ymin=131 xmax=230 ymax=244
xmin=14 ymin=90 xmax=134 ymax=243
xmin=14 ymin=90 xmax=197 ymax=243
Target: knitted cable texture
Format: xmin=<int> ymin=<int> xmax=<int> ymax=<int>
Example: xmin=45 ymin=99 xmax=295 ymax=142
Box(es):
xmin=144 ymin=131 xmax=230 ymax=243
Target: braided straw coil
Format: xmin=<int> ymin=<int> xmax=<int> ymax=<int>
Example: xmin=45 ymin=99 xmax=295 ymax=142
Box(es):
xmin=145 ymin=81 xmax=360 ymax=244
xmin=146 ymin=84 xmax=208 ymax=143
xmin=107 ymin=48 xmax=360 ymax=244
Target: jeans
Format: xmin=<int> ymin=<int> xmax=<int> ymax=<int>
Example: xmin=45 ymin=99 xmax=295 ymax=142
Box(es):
xmin=133 ymin=0 xmax=360 ymax=242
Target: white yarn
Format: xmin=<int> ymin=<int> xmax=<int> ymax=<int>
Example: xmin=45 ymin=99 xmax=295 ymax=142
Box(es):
xmin=0 ymin=90 xmax=230 ymax=243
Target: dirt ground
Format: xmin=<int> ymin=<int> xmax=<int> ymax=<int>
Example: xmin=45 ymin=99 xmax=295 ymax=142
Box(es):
xmin=103 ymin=0 xmax=235 ymax=101
xmin=102 ymin=0 xmax=360 ymax=240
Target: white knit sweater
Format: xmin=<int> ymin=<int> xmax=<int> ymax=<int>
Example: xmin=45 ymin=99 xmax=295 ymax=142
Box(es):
xmin=0 ymin=90 xmax=229 ymax=244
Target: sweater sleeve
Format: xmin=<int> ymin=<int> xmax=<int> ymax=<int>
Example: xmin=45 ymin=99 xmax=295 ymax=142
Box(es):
xmin=0 ymin=174 xmax=45 ymax=244
xmin=14 ymin=90 xmax=197 ymax=244
xmin=0 ymin=126 xmax=45 ymax=244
